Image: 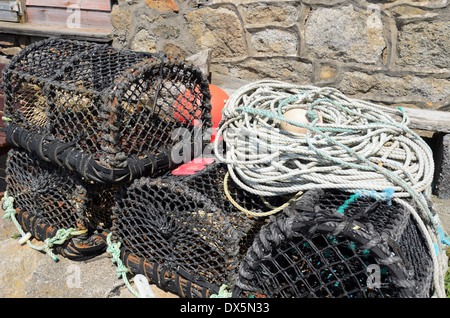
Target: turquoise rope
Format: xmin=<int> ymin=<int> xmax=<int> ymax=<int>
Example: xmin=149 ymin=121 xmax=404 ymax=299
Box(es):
xmin=1 ymin=191 xmax=87 ymax=261
xmin=437 ymin=226 xmax=450 ymax=247
xmin=106 ymin=233 xmax=153 ymax=298
xmin=355 ymin=188 xmax=395 ymax=206
xmin=210 ymin=284 xmax=232 ymax=298
xmin=337 ymin=188 xmax=395 ymax=214
xmin=236 ymin=106 xmax=355 ymax=134
xmin=337 ymin=193 xmax=360 ymax=214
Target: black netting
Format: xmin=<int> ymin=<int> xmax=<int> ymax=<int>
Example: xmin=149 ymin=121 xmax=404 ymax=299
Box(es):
xmin=3 ymin=38 xmax=212 ymax=183
xmin=235 ymin=189 xmax=433 ymax=298
xmin=111 ymin=158 xmax=277 ymax=297
xmin=5 ymin=148 xmax=116 ymax=260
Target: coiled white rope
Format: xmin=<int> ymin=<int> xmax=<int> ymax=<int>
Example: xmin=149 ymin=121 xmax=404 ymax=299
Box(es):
xmin=213 ymin=79 xmax=449 ymax=297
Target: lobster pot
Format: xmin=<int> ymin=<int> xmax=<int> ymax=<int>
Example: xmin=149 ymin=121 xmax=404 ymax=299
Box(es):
xmin=111 ymin=158 xmax=278 ymax=298
xmin=3 ymin=38 xmax=212 ymax=183
xmin=5 ymin=148 xmax=117 ymax=260
xmin=235 ymin=189 xmax=434 ymax=298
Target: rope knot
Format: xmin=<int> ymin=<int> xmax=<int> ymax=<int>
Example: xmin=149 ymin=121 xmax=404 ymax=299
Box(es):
xmin=1 ymin=191 xmax=16 ymax=221
xmin=210 ymin=284 xmax=232 ymax=298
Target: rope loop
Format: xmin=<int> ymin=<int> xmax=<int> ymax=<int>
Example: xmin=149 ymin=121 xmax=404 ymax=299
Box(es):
xmin=106 ymin=233 xmax=147 ymax=298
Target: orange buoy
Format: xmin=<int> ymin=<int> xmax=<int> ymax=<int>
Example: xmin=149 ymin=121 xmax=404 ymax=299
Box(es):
xmin=208 ymin=84 xmax=228 ymax=142
xmin=173 ymin=85 xmax=202 ymax=125
xmin=174 ymin=84 xmax=228 ymax=141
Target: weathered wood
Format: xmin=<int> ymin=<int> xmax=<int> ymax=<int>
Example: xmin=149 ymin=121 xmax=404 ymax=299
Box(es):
xmin=0 ymin=10 xmax=20 ymax=23
xmin=0 ymin=21 xmax=112 ymax=42
xmin=186 ymin=49 xmax=211 ymax=78
xmin=26 ymin=6 xmax=112 ymax=29
xmin=401 ymin=108 xmax=450 ymax=134
xmin=25 ymin=0 xmax=112 ymax=11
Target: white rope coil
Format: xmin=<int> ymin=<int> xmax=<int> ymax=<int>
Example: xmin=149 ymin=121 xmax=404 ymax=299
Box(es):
xmin=213 ymin=79 xmax=448 ymax=297
xmin=214 ymin=80 xmax=433 ymax=202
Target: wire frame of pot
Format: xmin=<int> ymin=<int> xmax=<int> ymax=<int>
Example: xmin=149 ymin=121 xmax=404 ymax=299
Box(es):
xmin=5 ymin=148 xmax=117 ymax=260
xmin=3 ymin=38 xmax=212 ymax=183
xmin=234 ymin=189 xmax=434 ymax=298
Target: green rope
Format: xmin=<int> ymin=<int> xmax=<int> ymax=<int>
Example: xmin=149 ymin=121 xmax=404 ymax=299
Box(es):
xmin=1 ymin=191 xmax=87 ymax=261
xmin=337 ymin=193 xmax=360 ymax=214
xmin=210 ymin=284 xmax=232 ymax=298
xmin=106 ymin=232 xmax=144 ymax=298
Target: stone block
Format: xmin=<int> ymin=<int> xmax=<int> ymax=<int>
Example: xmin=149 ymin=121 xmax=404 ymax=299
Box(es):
xmin=337 ymin=71 xmax=450 ymax=108
xmin=130 ymin=29 xmax=157 ymax=53
xmin=145 ymin=0 xmax=178 ymax=12
xmin=153 ymin=24 xmax=180 ymax=39
xmin=110 ymin=5 xmax=132 ymax=31
xmin=241 ymin=3 xmax=298 ymax=26
xmin=216 ymin=57 xmax=312 ymax=84
xmin=185 ymin=7 xmax=246 ymax=60
xmin=163 ymin=42 xmax=187 ymax=58
xmin=304 ymin=5 xmax=386 ymax=65
xmin=396 ymin=20 xmax=450 ymax=72
xmin=315 ymin=63 xmax=338 ymax=84
xmin=337 ymin=71 xmax=450 ymax=109
xmin=1 ymin=47 xmax=21 ymax=56
xmin=250 ymin=29 xmax=298 ymax=56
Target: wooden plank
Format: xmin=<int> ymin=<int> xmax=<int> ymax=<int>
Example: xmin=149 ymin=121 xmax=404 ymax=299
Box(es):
xmin=0 ymin=21 xmax=112 ymax=42
xmin=26 ymin=6 xmax=112 ymax=29
xmin=25 ymin=0 xmax=111 ymax=11
xmin=402 ymin=108 xmax=450 ymax=134
xmin=186 ymin=49 xmax=212 ymax=78
xmin=0 ymin=10 xmax=20 ymax=22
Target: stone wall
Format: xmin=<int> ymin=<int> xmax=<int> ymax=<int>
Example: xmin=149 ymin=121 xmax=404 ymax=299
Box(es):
xmin=0 ymin=34 xmax=45 ymax=65
xmin=111 ymin=0 xmax=449 ymax=110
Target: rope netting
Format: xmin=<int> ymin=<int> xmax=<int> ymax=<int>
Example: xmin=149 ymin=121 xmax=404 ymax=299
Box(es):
xmin=3 ymin=148 xmax=114 ymax=261
xmin=236 ymin=189 xmax=434 ymax=298
xmin=110 ymin=158 xmax=273 ymax=297
xmin=2 ymin=38 xmax=212 ymax=183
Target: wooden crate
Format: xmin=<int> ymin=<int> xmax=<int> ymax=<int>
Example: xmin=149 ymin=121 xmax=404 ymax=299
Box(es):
xmin=25 ymin=0 xmax=112 ymax=29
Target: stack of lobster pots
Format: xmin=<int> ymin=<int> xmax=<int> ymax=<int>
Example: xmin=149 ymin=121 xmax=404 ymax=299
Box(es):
xmin=1 ymin=38 xmax=438 ymax=298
